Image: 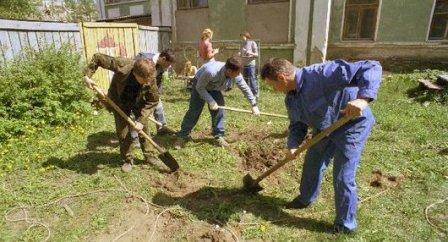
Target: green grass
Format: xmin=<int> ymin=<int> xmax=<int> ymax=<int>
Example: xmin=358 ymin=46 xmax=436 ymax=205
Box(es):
xmin=1 ymin=71 xmax=447 ymax=241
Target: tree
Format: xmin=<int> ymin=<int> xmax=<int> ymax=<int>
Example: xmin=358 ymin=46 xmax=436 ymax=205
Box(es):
xmin=0 ymin=0 xmax=41 ymax=20
xmin=64 ymin=0 xmax=98 ymax=22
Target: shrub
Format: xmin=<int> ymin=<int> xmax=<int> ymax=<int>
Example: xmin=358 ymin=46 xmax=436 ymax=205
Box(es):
xmin=0 ymin=45 xmax=91 ymax=141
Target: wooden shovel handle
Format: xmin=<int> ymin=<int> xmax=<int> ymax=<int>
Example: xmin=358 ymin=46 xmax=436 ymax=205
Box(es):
xmin=88 ymin=79 xmax=166 ymax=154
xmin=218 ymin=106 xmax=288 ymax=119
xmin=255 ymin=116 xmax=353 ymax=183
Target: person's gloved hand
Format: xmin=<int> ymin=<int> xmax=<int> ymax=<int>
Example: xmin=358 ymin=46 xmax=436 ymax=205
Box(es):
xmin=132 ymin=121 xmax=144 ymax=132
xmin=83 ymin=76 xmax=95 ymax=89
xmin=341 ymin=98 xmax=369 ymax=118
xmin=252 ymin=105 xmax=260 ymax=116
xmin=208 ymin=102 xmax=219 ymax=111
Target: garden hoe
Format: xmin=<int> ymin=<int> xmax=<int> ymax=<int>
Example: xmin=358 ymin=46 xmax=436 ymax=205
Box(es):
xmin=218 ymin=106 xmax=288 ymax=119
xmin=243 ymin=115 xmax=353 ymax=193
xmin=85 ymin=77 xmax=180 ymax=172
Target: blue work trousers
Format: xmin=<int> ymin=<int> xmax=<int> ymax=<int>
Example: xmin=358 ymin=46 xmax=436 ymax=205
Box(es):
xmin=296 ymin=116 xmax=374 ymax=231
xmin=177 ymin=84 xmax=225 ymax=138
xmin=243 ymin=65 xmax=258 ymax=97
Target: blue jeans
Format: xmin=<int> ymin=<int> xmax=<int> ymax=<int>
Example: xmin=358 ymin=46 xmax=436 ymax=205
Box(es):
xmin=295 ymin=116 xmax=374 ymax=231
xmin=153 ymin=100 xmax=166 ymax=130
xmin=177 ymin=84 xmax=225 ymax=139
xmin=243 ymin=65 xmax=258 ymax=96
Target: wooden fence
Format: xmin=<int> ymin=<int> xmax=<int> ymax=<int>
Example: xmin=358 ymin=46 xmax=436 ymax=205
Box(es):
xmin=0 ymin=19 xmax=82 ymax=64
xmin=0 ymin=19 xmax=172 ymax=87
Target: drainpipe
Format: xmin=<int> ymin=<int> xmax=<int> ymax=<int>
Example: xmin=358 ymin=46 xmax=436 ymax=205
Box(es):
xmin=288 ymin=0 xmax=294 ymax=43
xmin=306 ymin=0 xmax=315 ymax=65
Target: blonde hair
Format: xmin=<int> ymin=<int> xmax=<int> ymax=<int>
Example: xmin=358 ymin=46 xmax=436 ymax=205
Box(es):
xmin=201 ymin=28 xmax=213 ymax=40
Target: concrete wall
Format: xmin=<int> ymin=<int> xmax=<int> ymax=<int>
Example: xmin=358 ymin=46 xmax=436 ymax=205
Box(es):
xmin=175 ymin=0 xmax=291 ymax=43
xmin=328 ymin=0 xmax=448 ymax=62
xmin=246 ymin=2 xmax=290 ymax=43
xmin=175 ymin=8 xmax=209 ymax=42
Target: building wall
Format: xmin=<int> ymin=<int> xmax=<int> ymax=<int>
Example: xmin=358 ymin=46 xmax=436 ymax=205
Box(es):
xmin=174 ymin=0 xmax=293 ymax=69
xmin=175 ymin=0 xmax=291 ymax=43
xmin=328 ymin=0 xmax=448 ymax=62
xmin=105 ymin=0 xmax=150 ymax=18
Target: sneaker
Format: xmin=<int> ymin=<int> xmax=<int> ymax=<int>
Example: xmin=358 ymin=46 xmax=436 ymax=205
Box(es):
xmin=285 ymin=197 xmax=310 ymax=209
xmin=215 ymin=137 xmax=229 ymax=147
xmin=121 ymin=161 xmax=133 ymax=173
xmin=174 ymin=137 xmax=187 ymax=150
xmin=333 ymin=224 xmax=355 ymax=235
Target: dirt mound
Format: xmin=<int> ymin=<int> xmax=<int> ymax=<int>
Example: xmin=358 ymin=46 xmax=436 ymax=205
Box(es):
xmin=149 ymin=171 xmax=203 ymax=194
xmin=239 ymin=143 xmax=284 ymax=172
xmin=369 ymin=170 xmax=401 ymax=188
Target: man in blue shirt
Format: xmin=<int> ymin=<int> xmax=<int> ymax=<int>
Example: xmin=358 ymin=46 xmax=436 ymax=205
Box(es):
xmin=261 ymin=58 xmax=382 ymax=233
xmin=175 ymin=57 xmax=260 ymax=148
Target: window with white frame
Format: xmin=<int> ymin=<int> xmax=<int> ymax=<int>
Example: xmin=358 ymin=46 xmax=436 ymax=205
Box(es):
xmin=429 ymin=0 xmax=448 ymax=40
xmin=177 ymin=0 xmax=208 ymax=10
xmin=343 ymin=0 xmax=379 ymax=40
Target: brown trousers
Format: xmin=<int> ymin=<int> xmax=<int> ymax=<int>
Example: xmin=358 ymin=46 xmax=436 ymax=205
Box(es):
xmin=113 ymin=112 xmax=155 ymax=163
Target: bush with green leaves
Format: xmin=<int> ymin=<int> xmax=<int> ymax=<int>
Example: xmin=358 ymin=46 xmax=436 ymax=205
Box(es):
xmin=0 ymin=45 xmax=91 ymax=141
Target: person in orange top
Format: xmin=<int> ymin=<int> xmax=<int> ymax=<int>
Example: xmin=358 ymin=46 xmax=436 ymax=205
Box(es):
xmin=198 ymin=28 xmax=219 ymax=65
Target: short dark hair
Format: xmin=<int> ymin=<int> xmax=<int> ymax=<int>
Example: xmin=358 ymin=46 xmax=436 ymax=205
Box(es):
xmin=261 ymin=58 xmax=295 ymax=81
xmin=133 ymin=59 xmax=156 ymax=80
xmin=225 ymin=56 xmax=243 ymax=72
xmin=159 ymin=48 xmax=176 ymax=63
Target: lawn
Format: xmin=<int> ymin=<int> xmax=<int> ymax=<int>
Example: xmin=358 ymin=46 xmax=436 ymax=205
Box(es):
xmin=1 ymin=70 xmax=447 ymax=241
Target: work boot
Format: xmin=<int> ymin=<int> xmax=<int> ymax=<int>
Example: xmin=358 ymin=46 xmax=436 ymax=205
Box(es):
xmin=215 ymin=137 xmax=229 ymax=148
xmin=285 ymin=197 xmax=310 ymax=209
xmin=121 ymin=160 xmax=134 ymax=173
xmin=157 ymin=126 xmax=175 ymax=136
xmin=174 ymin=137 xmax=188 ymax=150
xmin=333 ymin=224 xmax=355 ymax=235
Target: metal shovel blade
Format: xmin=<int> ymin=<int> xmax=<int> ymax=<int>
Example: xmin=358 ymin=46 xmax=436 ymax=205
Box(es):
xmin=158 ymin=152 xmax=179 ymax=172
xmin=242 ymin=174 xmax=263 ymax=193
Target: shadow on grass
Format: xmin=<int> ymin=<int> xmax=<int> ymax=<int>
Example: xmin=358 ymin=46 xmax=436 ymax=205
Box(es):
xmin=153 ymin=186 xmax=332 ymax=233
xmin=406 ymin=85 xmax=448 ymax=104
xmin=42 ymin=152 xmax=122 ymax=175
xmin=86 ymin=131 xmax=119 ymax=151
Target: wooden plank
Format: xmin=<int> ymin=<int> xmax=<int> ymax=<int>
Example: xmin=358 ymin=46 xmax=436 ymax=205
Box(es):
xmin=19 ymin=32 xmax=30 ymax=49
xmin=60 ymin=32 xmax=69 ymax=44
xmin=0 ymin=31 xmax=13 ymax=60
xmin=44 ymin=32 xmax=54 ymax=48
xmin=8 ymin=31 xmax=22 ymax=55
xmin=28 ymin=32 xmax=40 ymax=51
xmin=53 ymin=32 xmax=62 ymax=48
xmin=138 ymin=25 xmax=171 ymax=32
xmin=0 ymin=19 xmax=79 ymax=31
xmin=82 ymin=22 xmax=138 ymax=28
xmin=419 ymin=79 xmax=444 ymax=91
xmin=36 ymin=32 xmax=46 ymax=51
xmin=139 ymin=29 xmax=146 ymax=52
xmin=73 ymin=32 xmax=82 ymax=52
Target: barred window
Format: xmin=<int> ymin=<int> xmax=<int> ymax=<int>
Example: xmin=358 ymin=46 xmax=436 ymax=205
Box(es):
xmin=429 ymin=0 xmax=448 ymax=40
xmin=343 ymin=0 xmax=379 ymax=40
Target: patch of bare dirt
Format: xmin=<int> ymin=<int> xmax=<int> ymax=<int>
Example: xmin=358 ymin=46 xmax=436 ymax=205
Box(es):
xmin=369 ymin=170 xmax=401 ymax=188
xmin=148 ymin=170 xmax=205 ymax=195
xmin=239 ymin=142 xmax=284 ymax=172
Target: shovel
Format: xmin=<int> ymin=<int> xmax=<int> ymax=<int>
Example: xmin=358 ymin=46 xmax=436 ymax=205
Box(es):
xmin=218 ymin=105 xmax=288 ymax=119
xmin=243 ymin=115 xmax=353 ymax=193
xmin=86 ymin=77 xmax=180 ymax=172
